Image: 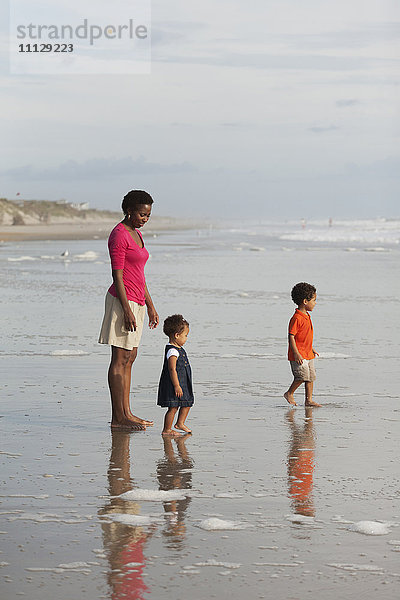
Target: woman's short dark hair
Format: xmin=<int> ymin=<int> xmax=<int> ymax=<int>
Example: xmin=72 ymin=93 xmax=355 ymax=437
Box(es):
xmin=291 ymin=282 xmax=316 ymax=305
xmin=163 ymin=314 xmax=189 ymax=337
xmin=121 ymin=190 xmax=154 ymax=215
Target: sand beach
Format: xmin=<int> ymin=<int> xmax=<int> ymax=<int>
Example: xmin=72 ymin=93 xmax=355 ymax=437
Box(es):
xmin=1 ymin=218 xmax=399 ymax=599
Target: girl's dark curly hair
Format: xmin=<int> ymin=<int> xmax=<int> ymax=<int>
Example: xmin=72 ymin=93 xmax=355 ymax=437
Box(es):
xmin=163 ymin=314 xmax=189 ymax=337
xmin=291 ymin=282 xmax=316 ymax=305
xmin=121 ymin=190 xmax=153 ymax=216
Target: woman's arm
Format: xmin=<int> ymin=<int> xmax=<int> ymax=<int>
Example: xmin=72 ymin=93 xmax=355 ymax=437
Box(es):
xmin=112 ymin=269 xmax=137 ymax=331
xmin=144 ymin=283 xmax=159 ymax=329
xmin=167 ymin=356 xmax=183 ymax=397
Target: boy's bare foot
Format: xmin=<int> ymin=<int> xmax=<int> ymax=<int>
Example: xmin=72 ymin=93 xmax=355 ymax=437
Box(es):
xmin=162 ymin=430 xmax=182 ymax=437
xmin=175 ymin=424 xmax=192 ymax=434
xmin=284 ymin=392 xmax=297 ymax=406
xmin=111 ymin=420 xmax=146 ymax=431
xmin=305 ymin=400 xmax=321 ymax=407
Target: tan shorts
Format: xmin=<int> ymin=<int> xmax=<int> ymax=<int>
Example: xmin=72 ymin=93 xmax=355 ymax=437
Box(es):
xmin=290 ymin=358 xmax=316 ymax=382
xmin=98 ymin=292 xmax=145 ymax=350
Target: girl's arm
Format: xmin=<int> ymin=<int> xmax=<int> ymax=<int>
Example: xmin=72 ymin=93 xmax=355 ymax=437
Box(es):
xmin=144 ymin=283 xmax=159 ymax=329
xmin=167 ymin=356 xmax=183 ymax=398
xmin=288 ymin=334 xmax=303 ymax=364
xmin=112 ymin=269 xmax=137 ymax=331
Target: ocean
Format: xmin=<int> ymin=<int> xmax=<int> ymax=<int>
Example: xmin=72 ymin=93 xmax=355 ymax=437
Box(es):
xmin=1 ymin=217 xmax=399 ymax=599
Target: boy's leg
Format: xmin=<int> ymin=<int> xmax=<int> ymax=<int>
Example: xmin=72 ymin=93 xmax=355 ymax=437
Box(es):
xmin=305 ymin=381 xmax=321 ymax=407
xmin=175 ymin=407 xmax=192 ymax=433
xmin=162 ymin=407 xmax=181 ymax=436
xmin=284 ymin=379 xmax=303 ymax=406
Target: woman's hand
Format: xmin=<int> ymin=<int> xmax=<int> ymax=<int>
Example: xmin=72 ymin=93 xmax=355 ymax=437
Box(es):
xmin=124 ymin=308 xmax=137 ymax=332
xmin=147 ymin=306 xmax=159 ymax=329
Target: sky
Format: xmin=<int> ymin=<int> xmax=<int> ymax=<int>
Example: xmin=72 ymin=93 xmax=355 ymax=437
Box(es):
xmin=1 ymin=0 xmax=399 ymax=218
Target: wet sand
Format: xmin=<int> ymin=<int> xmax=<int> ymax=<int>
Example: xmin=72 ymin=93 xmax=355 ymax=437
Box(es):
xmin=0 ymin=216 xmax=208 ymax=242
xmin=1 ymin=225 xmax=399 ymax=599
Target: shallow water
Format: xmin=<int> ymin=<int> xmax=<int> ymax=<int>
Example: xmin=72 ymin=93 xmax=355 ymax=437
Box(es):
xmin=1 ymin=219 xmax=399 ymax=599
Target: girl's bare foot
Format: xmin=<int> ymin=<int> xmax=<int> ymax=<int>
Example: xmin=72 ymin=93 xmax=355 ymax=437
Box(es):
xmin=284 ymin=392 xmax=297 ymax=406
xmin=162 ymin=429 xmax=182 ymax=437
xmin=305 ymin=400 xmax=321 ymax=407
xmin=175 ymin=423 xmax=192 ymax=434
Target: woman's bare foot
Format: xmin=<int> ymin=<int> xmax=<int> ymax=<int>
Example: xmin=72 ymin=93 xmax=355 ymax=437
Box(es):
xmin=305 ymin=400 xmax=321 ymax=407
xmin=284 ymin=392 xmax=297 ymax=406
xmin=175 ymin=423 xmax=192 ymax=434
xmin=130 ymin=414 xmax=154 ymax=426
xmin=162 ymin=429 xmax=182 ymax=437
xmin=111 ymin=420 xmax=146 ymax=431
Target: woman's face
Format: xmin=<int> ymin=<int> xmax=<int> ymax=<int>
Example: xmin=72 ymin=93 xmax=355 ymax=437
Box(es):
xmin=128 ymin=204 xmax=152 ymax=228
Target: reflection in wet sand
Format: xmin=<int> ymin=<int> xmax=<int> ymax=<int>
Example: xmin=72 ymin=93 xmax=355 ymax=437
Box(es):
xmin=99 ymin=431 xmax=152 ymax=600
xmin=286 ymin=408 xmax=316 ymax=517
xmin=157 ymin=435 xmax=193 ymax=549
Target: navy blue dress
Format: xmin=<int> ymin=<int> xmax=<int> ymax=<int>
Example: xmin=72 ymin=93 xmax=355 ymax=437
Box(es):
xmin=157 ymin=344 xmax=194 ymax=408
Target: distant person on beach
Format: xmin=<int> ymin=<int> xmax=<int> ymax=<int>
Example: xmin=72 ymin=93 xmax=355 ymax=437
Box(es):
xmin=157 ymin=314 xmax=194 ymax=436
xmin=99 ymin=190 xmax=159 ymax=430
xmin=284 ymin=282 xmax=320 ymax=407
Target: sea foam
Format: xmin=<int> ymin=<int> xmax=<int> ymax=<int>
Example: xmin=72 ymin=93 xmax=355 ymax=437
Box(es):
xmin=117 ymin=489 xmax=189 ymax=502
xmin=347 ymin=521 xmax=392 ymax=535
xmin=196 ymin=518 xmax=248 ymax=531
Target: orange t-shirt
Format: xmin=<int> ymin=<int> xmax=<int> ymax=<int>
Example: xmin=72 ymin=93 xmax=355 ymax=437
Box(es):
xmin=288 ymin=309 xmax=314 ymax=360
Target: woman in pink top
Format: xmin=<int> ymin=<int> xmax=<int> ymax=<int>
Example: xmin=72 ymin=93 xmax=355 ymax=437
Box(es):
xmin=99 ymin=190 xmax=159 ymax=430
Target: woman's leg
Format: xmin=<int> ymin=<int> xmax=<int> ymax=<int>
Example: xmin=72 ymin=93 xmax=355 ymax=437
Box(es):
xmin=175 ymin=407 xmax=192 ymax=433
xmin=122 ymin=348 xmax=153 ymax=426
xmin=108 ymin=346 xmax=145 ymax=430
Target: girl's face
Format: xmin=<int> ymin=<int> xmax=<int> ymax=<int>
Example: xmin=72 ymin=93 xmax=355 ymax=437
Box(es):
xmin=127 ymin=204 xmax=152 ymax=229
xmin=174 ymin=326 xmax=189 ymax=346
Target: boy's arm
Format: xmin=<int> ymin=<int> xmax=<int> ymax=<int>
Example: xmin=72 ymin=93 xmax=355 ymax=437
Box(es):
xmin=167 ymin=356 xmax=183 ymax=398
xmin=289 ymin=334 xmax=303 ymax=364
xmin=313 ymin=347 xmax=319 ymax=357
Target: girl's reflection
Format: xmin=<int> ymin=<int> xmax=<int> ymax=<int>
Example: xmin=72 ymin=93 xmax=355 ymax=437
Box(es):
xmin=99 ymin=431 xmax=151 ymax=600
xmin=286 ymin=407 xmax=316 ymax=517
xmin=156 ymin=435 xmax=193 ymax=549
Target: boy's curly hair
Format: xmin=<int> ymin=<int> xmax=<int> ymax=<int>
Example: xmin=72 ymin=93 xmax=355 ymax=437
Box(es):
xmin=163 ymin=314 xmax=189 ymax=337
xmin=291 ymin=282 xmax=316 ymax=305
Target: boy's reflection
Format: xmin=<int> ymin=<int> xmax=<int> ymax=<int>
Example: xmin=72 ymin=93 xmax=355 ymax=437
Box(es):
xmin=156 ymin=435 xmax=193 ymax=548
xmin=99 ymin=431 xmax=151 ymax=600
xmin=286 ymin=407 xmax=316 ymax=517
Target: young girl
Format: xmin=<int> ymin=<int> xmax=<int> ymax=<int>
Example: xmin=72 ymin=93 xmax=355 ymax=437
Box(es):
xmin=157 ymin=315 xmax=194 ymax=436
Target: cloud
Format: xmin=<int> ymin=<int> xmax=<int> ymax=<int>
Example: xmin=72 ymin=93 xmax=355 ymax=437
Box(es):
xmin=308 ymin=125 xmax=339 ymax=133
xmin=281 ymin=23 xmax=400 ymax=50
xmin=343 ymin=157 xmax=400 ymax=178
xmin=2 ymin=156 xmax=197 ymax=181
xmin=155 ymin=51 xmax=378 ymax=72
xmin=336 ymin=99 xmax=361 ymax=107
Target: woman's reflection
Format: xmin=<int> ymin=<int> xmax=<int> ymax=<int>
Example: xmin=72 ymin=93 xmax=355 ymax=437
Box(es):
xmin=286 ymin=407 xmax=316 ymax=517
xmin=156 ymin=434 xmax=193 ymax=549
xmin=99 ymin=431 xmax=151 ymax=600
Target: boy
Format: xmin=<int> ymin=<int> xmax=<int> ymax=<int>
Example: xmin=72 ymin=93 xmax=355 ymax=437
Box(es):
xmin=284 ymin=282 xmax=321 ymax=407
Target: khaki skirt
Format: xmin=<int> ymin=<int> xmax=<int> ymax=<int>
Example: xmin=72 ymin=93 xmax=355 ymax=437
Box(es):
xmin=98 ymin=292 xmax=146 ymax=350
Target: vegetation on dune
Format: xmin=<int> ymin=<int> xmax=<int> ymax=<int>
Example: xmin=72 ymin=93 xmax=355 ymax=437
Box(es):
xmin=0 ymin=198 xmax=120 ymax=225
